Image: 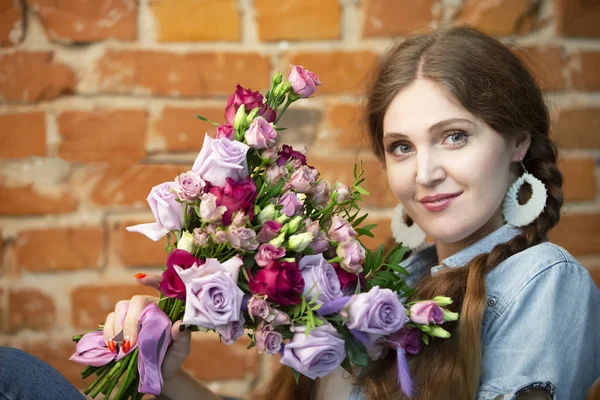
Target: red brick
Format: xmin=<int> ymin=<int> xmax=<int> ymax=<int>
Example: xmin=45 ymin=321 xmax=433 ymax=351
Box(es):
xmin=8 ymin=288 xmax=55 ymax=333
xmin=0 ymin=51 xmax=75 ymax=102
xmin=571 ymin=51 xmax=600 ymax=91
xmin=363 ymin=0 xmax=436 ymax=37
xmin=29 ymin=0 xmax=136 ymax=41
xmin=256 ymin=0 xmax=340 ymax=41
xmin=548 ymin=213 xmax=600 ymax=257
xmin=317 ymin=103 xmax=371 ymax=152
xmin=285 ymin=52 xmax=378 ymax=95
xmin=57 ymin=109 xmax=147 ymax=163
xmin=71 ymin=284 xmax=158 ymax=329
xmin=454 ymin=0 xmax=537 ymax=36
xmin=0 ymin=112 xmax=46 ymax=158
xmin=15 ymin=227 xmax=104 ymax=272
xmin=585 ymin=265 xmax=600 ymax=290
xmin=309 ymin=154 xmax=397 ymax=208
xmin=151 ymin=0 xmax=240 ymax=42
xmin=558 ymin=157 xmax=596 ymax=202
xmin=111 ymin=220 xmax=168 ymax=267
xmin=0 ymin=0 xmax=23 ymax=46
xmin=183 ymin=335 xmax=258 ymax=381
xmin=0 ymin=183 xmax=78 ymax=215
xmin=556 ymin=0 xmax=600 ymax=37
xmin=513 ymin=47 xmax=564 ymax=91
xmin=153 ymin=106 xmax=221 ymax=152
xmin=553 ymin=107 xmax=600 ymax=149
xmin=91 ymin=164 xmax=184 ymax=206
xmin=97 ymin=50 xmax=271 ymax=97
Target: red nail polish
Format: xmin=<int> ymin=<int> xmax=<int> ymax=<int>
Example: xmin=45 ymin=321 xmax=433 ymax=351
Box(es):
xmin=107 ymin=340 xmax=116 ymax=353
xmin=134 ymin=273 xmax=146 ymax=279
xmin=122 ymin=339 xmax=130 ymax=353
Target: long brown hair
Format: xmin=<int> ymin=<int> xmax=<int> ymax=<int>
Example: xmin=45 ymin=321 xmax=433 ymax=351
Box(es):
xmin=253 ymin=25 xmax=564 ymax=400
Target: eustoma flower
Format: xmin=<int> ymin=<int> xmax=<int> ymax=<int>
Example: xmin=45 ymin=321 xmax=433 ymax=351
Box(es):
xmin=409 ymin=300 xmax=444 ymax=325
xmin=224 ymin=85 xmax=263 ymax=124
xmin=288 ymin=65 xmax=322 ymax=98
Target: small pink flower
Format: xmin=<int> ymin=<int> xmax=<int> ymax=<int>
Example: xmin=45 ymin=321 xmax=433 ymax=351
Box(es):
xmin=255 ymin=243 xmax=286 ymax=267
xmin=232 ymin=211 xmax=248 ymax=227
xmin=409 ymin=300 xmax=444 ymax=325
xmin=288 ymin=65 xmax=322 ymax=98
xmin=174 ymin=171 xmax=206 ymax=202
xmin=247 ymin=295 xmax=271 ymax=319
xmin=337 ymin=238 xmax=365 ymax=274
xmin=278 ymin=191 xmax=303 ymax=217
xmin=215 ymin=124 xmax=234 ymax=140
xmin=255 ymin=321 xmax=283 ymax=355
xmin=333 ymin=182 xmax=350 ymax=202
xmin=309 ymin=180 xmax=330 ymax=208
xmin=193 ymin=228 xmax=209 ymax=247
xmin=227 ymin=226 xmax=258 ymax=251
xmin=214 ymin=229 xmax=227 ymax=244
xmin=245 ymin=117 xmax=277 ymax=149
xmin=328 ymin=215 xmax=357 ymax=243
xmin=266 ymin=164 xmax=288 ymax=184
xmin=257 ymin=220 xmax=283 ymax=243
xmin=288 ymin=165 xmax=318 ymax=193
xmin=199 ymin=193 xmax=227 ymax=223
xmin=309 ymin=231 xmax=330 ymax=254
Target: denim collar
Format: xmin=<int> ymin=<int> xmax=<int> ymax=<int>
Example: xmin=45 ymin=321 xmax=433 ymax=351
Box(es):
xmin=405 ymin=224 xmax=522 ymax=276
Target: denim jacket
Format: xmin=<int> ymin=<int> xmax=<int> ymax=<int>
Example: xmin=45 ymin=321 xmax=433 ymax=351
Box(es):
xmin=349 ymin=224 xmax=599 ymax=400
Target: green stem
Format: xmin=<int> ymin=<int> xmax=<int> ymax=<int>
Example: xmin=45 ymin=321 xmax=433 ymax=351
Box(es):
xmin=274 ymin=98 xmax=294 ymax=125
xmin=169 ymin=299 xmax=184 ymax=321
xmin=114 ymin=349 xmax=139 ymax=400
xmin=81 ymin=365 xmax=100 ymax=379
xmin=184 ymin=204 xmax=189 ymax=231
xmin=103 ymin=358 xmax=129 ymax=398
xmin=84 ymin=362 xmax=114 ymax=396
xmin=89 ymin=360 xmax=122 ymax=398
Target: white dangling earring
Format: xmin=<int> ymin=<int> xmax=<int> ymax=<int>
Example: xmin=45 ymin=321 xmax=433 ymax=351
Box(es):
xmin=502 ymin=160 xmax=547 ymax=227
xmin=391 ymin=204 xmax=428 ymax=250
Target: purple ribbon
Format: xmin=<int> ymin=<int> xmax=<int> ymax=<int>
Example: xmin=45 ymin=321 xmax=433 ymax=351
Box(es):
xmin=317 ymin=295 xmax=352 ymax=316
xmin=137 ymin=303 xmax=173 ymax=395
xmin=396 ymin=348 xmax=413 ymax=397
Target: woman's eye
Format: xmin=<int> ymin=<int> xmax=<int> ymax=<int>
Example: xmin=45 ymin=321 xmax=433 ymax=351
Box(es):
xmin=443 ymin=131 xmax=468 ymax=146
xmin=393 ymin=143 xmax=413 ymax=155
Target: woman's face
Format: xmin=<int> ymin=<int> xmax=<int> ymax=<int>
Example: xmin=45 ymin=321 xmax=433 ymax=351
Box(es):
xmin=382 ymin=79 xmax=528 ymax=245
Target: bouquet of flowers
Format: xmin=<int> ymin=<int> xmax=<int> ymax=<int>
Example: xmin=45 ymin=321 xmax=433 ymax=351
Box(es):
xmin=70 ymin=65 xmax=458 ymax=399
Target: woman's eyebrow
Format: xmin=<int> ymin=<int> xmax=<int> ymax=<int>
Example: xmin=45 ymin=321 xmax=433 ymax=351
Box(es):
xmin=383 ymin=118 xmax=475 ymax=138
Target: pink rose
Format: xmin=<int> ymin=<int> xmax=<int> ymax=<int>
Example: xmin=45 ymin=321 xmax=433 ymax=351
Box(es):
xmin=409 ymin=300 xmax=444 ymax=325
xmin=255 ymin=321 xmax=283 ymax=355
xmin=333 ymin=182 xmax=350 ymax=202
xmin=126 ymin=182 xmax=185 ymax=241
xmin=193 ymin=228 xmax=209 ymax=247
xmin=215 ymin=124 xmax=234 ymax=140
xmin=255 ymin=243 xmax=286 ymax=267
xmin=278 ymin=191 xmax=303 ymax=217
xmin=265 ymin=164 xmax=288 ymax=184
xmin=173 ymin=171 xmax=205 ymax=202
xmin=248 ymin=295 xmax=271 ymax=319
xmin=224 ymin=85 xmax=264 ymax=124
xmin=276 ymin=144 xmax=307 ymax=168
xmin=227 ymin=226 xmax=259 ymax=251
xmin=208 ymin=177 xmax=257 ymax=225
xmin=309 ymin=180 xmax=330 ymax=208
xmin=288 ymin=65 xmax=322 ymax=98
xmin=199 ymin=193 xmax=227 ymax=223
xmin=160 ymin=249 xmax=203 ymax=301
xmin=257 ymin=220 xmax=283 ymax=242
xmin=288 ymin=165 xmax=318 ymax=193
xmin=192 ymin=134 xmax=249 ymax=187
xmin=328 ymin=215 xmax=357 ymax=243
xmin=337 ymin=238 xmax=365 ymax=273
xmin=249 ymin=260 xmax=305 ymax=306
xmin=245 ymin=117 xmax=277 ymax=149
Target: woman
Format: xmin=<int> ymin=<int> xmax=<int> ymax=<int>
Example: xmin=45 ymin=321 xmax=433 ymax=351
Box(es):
xmin=1 ymin=26 xmax=598 ymax=400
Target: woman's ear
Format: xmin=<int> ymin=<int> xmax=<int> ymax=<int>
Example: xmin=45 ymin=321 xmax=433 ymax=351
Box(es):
xmin=512 ymin=132 xmax=532 ymax=162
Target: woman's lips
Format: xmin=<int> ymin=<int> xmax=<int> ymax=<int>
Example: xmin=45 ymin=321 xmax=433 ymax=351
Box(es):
xmin=419 ymin=192 xmax=462 ymax=212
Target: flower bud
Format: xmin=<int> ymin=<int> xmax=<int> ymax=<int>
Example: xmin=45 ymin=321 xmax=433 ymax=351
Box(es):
xmin=443 ymin=309 xmax=459 ymax=322
xmin=246 ymin=107 xmax=260 ymax=124
xmin=433 ymin=296 xmax=453 ymax=307
xmin=272 ymin=71 xmax=283 ymax=87
xmin=269 ymin=231 xmax=286 ymax=248
xmin=233 ymin=104 xmax=247 ymax=133
xmin=257 ymin=204 xmax=276 ymax=224
xmin=176 ymin=231 xmax=195 ymax=253
xmin=284 ymin=216 xmax=303 ymax=235
xmin=276 ymin=213 xmax=289 ymax=224
xmin=193 ymin=228 xmax=209 ymax=247
xmin=287 ymin=232 xmax=314 ymax=252
xmin=428 ymin=326 xmax=451 ymax=338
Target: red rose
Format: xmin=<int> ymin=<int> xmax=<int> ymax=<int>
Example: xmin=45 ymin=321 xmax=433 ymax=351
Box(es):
xmin=215 ymin=124 xmax=234 ymax=140
xmin=224 ymin=85 xmax=264 ymax=124
xmin=160 ymin=249 xmax=203 ymax=301
xmin=332 ymin=262 xmax=362 ymax=293
xmin=208 ymin=176 xmax=257 ymax=225
xmin=249 ymin=261 xmax=305 ymax=306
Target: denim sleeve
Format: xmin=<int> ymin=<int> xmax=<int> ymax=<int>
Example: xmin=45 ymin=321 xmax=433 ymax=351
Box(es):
xmin=477 ymin=261 xmax=599 ymax=400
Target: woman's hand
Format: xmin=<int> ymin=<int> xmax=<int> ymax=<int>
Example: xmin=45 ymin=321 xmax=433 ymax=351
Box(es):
xmin=102 ymin=274 xmax=191 ymax=381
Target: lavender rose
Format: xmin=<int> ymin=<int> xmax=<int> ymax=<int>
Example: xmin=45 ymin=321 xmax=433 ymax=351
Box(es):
xmin=309 ymin=231 xmax=330 ymax=254
xmin=245 ymin=117 xmax=277 ymax=149
xmin=345 ymin=287 xmax=409 ymax=339
xmin=388 ymin=327 xmax=422 ymax=355
xmin=215 ymin=313 xmax=245 ymax=345
xmin=126 ymin=182 xmax=185 ymax=241
xmin=278 ymin=191 xmax=303 ymax=217
xmin=328 ymin=215 xmax=357 ymax=243
xmin=337 ymin=238 xmax=365 ymax=273
xmin=298 ymin=254 xmax=343 ymax=303
xmin=409 ymin=300 xmax=444 ymax=325
xmin=280 ymin=324 xmax=345 ymax=380
xmin=173 ymin=171 xmax=205 ymax=201
xmin=247 ymin=295 xmax=271 ymax=319
xmin=227 ymin=226 xmax=259 ymax=251
xmin=182 ymin=271 xmax=244 ymax=329
xmin=192 ymin=134 xmax=249 ymax=187
xmin=255 ymin=321 xmax=283 ymax=355
xmin=288 ymin=165 xmax=318 ymax=193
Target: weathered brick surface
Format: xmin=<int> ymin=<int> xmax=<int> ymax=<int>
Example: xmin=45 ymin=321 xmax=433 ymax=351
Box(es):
xmin=318 ymin=103 xmax=370 ymax=151
xmin=29 ymin=0 xmax=137 ymax=42
xmin=558 ymin=157 xmax=597 ymax=202
xmin=8 ymin=288 xmax=55 ymax=332
xmin=15 ymin=227 xmax=105 ymax=272
xmin=110 ymin=220 xmax=167 ymax=267
xmin=513 ymin=47 xmax=564 ymax=91
xmin=553 ymin=107 xmax=600 ymax=149
xmin=153 ymin=106 xmax=222 ymax=152
xmin=548 ymin=213 xmax=600 ymax=257
xmin=556 ymin=0 xmax=600 ymax=37
xmin=363 ymin=0 xmax=436 ymax=37
xmin=152 ymin=0 xmax=240 ymax=42
xmin=0 ymin=0 xmax=22 ymax=46
xmin=571 ymin=51 xmax=600 ymax=91
xmin=0 ymin=184 xmax=79 ymax=215
xmin=0 ymin=112 xmax=46 ymax=158
xmin=454 ymin=0 xmax=534 ymax=36
xmin=57 ymin=109 xmax=147 ymax=163
xmin=0 ymin=52 xmax=75 ymax=102
xmin=96 ymin=50 xmax=271 ymax=97
xmin=256 ymin=0 xmax=340 ymax=41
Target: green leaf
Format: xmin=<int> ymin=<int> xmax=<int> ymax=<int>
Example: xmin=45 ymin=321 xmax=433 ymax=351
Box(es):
xmin=291 ymin=369 xmax=301 ymax=384
xmin=386 ymin=263 xmax=410 ymax=276
xmin=421 ymin=333 xmax=430 ymax=345
xmin=355 ymin=228 xmax=375 ymax=238
xmin=352 ymin=213 xmax=369 ymax=228
xmin=354 ymin=185 xmax=370 ymax=196
xmin=374 ymin=244 xmax=384 ymax=267
xmin=194 ymin=114 xmax=220 ymax=126
xmin=340 ymin=327 xmax=369 ymax=367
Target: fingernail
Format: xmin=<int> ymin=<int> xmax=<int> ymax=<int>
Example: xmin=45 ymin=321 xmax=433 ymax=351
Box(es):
xmin=122 ymin=336 xmax=131 ymax=353
xmin=107 ymin=340 xmax=116 ymax=353
xmin=134 ymin=273 xmax=146 ymax=279
xmin=179 ymin=324 xmax=186 ymax=332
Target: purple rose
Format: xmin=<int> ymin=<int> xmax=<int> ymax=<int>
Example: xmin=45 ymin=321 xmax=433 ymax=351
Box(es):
xmin=216 ymin=313 xmax=245 ymax=345
xmin=298 ymin=254 xmax=343 ymax=304
xmin=257 ymin=220 xmax=283 ymax=242
xmin=208 ymin=177 xmax=257 ymax=225
xmin=245 ymin=117 xmax=277 ymax=149
xmin=249 ymin=260 xmax=305 ymax=306
xmin=287 ymin=165 xmax=318 ymax=193
xmin=224 ymin=85 xmax=263 ymax=124
xmin=345 ymin=287 xmax=409 ymax=339
xmin=280 ymin=324 xmax=345 ymax=380
xmin=278 ymin=191 xmax=303 ymax=217
xmin=309 ymin=232 xmax=330 ymax=254
xmin=227 ymin=226 xmax=258 ymax=251
xmin=176 ymin=256 xmax=244 ymax=286
xmin=409 ymin=300 xmax=444 ymax=325
xmin=388 ymin=327 xmax=422 ymax=355
xmin=126 ymin=182 xmax=185 ymax=241
xmin=199 ymin=193 xmax=227 ymax=223
xmin=248 ymin=295 xmax=271 ymax=319
xmin=173 ymin=171 xmax=205 ymax=201
xmin=276 ymin=144 xmax=307 ymax=168
xmin=328 ymin=215 xmax=357 ymax=243
xmin=255 ymin=243 xmax=286 ymax=267
xmin=288 ymin=65 xmax=322 ymax=99
xmin=337 ymin=238 xmax=365 ymax=273
xmin=192 ymin=134 xmax=249 ymax=187
xmin=309 ymin=180 xmax=330 ymax=208
xmin=160 ymin=249 xmax=203 ymax=301
xmin=182 ymin=271 xmax=244 ymax=329
xmin=265 ymin=164 xmax=288 ymax=184
xmin=215 ymin=124 xmax=234 ymax=140
xmin=255 ymin=321 xmax=283 ymax=355
xmin=267 ymin=309 xmax=291 ymax=326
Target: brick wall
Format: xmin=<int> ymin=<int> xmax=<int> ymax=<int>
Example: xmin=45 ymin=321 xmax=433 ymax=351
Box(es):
xmin=0 ymin=0 xmax=599 ymax=398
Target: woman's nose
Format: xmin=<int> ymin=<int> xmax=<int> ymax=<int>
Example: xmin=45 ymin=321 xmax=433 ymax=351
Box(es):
xmin=415 ymin=152 xmax=445 ymax=186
